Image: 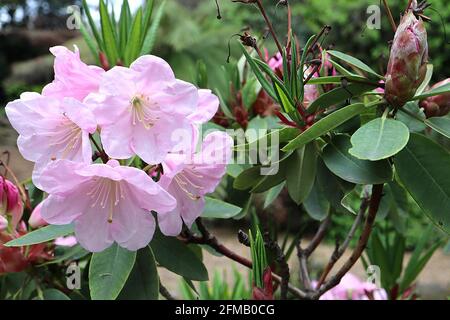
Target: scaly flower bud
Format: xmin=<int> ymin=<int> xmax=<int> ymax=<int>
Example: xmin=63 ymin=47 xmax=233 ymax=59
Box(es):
xmin=385 ymin=10 xmax=428 ymax=108
xmin=420 ymin=78 xmax=450 ymax=117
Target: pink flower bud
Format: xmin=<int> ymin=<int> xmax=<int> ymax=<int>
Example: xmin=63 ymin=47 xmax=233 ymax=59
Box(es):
xmin=385 ymin=11 xmax=428 ymax=108
xmin=1 ymin=177 xmax=23 ymax=229
xmin=420 ymin=78 xmax=450 ymax=117
xmin=29 ymin=203 xmax=48 ymax=229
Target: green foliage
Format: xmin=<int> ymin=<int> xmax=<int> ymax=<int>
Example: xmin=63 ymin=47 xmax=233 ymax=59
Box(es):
xmin=89 ymin=244 xmax=136 ymax=300
xmin=349 ymin=117 xmax=410 ymax=161
xmin=180 ymin=268 xmax=252 ymax=300
xmin=395 ymin=133 xmax=450 ymax=235
xmin=249 ymin=227 xmax=268 ymax=288
xmin=292 ymin=0 xmax=450 ymax=80
xmin=80 ymin=0 xmax=166 ymax=66
xmin=150 ymin=231 xmax=208 ymax=281
xmin=5 ymin=224 xmax=74 ymax=247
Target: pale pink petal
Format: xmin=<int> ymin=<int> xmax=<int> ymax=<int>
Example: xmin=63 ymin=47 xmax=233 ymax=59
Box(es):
xmin=188 ymin=89 xmax=219 ymax=124
xmin=153 ymin=80 xmax=198 ymax=116
xmin=99 ymin=110 xmax=134 ymax=159
xmin=36 ymin=160 xmax=88 ymax=195
xmin=29 ymin=203 xmax=47 ymax=228
xmin=62 ymin=98 xmax=97 ymax=133
xmin=43 ymin=46 xmax=104 ymax=101
xmin=0 ymin=215 xmax=8 ymax=231
xmin=74 ymin=205 xmax=113 ymax=252
xmin=130 ymin=55 xmax=175 ymax=84
xmin=41 ymin=193 xmax=87 ymax=225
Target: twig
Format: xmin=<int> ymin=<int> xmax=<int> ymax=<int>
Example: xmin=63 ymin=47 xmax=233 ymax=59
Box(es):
xmin=313 ymin=184 xmax=384 ymax=299
xmin=159 ymin=279 xmax=176 ymax=300
xmin=315 ymin=198 xmax=369 ymax=288
xmin=303 ymin=214 xmax=331 ymax=257
xmin=89 ymin=134 xmax=108 ymax=163
xmin=255 ymin=0 xmax=284 ymax=54
xmin=296 ymin=244 xmax=313 ymax=291
xmin=382 ymin=0 xmax=397 ymax=32
xmin=264 ymin=232 xmax=290 ymax=300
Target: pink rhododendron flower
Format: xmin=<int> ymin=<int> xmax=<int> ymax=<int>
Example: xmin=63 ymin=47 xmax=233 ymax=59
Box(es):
xmin=158 ymin=131 xmax=233 ymax=236
xmin=314 ymin=273 xmax=387 ymax=300
xmin=42 ymin=46 xmax=104 ymax=101
xmin=0 ymin=176 xmax=23 ymax=229
xmin=86 ymin=55 xmax=199 ymax=164
xmin=36 ymin=159 xmax=176 ymax=252
xmin=5 ymin=93 xmax=97 ymax=184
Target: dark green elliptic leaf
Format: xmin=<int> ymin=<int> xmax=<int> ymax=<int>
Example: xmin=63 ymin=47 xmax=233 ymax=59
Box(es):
xmin=5 ymin=224 xmax=74 ymax=247
xmin=89 ymin=244 xmax=136 ymax=300
xmin=263 ymin=182 xmax=285 ymax=209
xmin=283 ymin=103 xmax=369 ymax=152
xmin=397 ymin=102 xmax=426 ymax=132
xmin=151 ymin=231 xmax=208 ymax=281
xmin=233 ymin=166 xmax=264 ymax=190
xmin=202 ymin=197 xmax=242 ymax=219
xmin=349 ymin=118 xmax=410 ymax=161
xmin=118 ymin=247 xmax=159 ymax=300
xmin=322 ymin=135 xmax=393 ymax=184
xmin=308 ymin=83 xmax=378 ymax=113
xmin=303 ymin=178 xmax=330 ymax=221
xmin=413 ymin=81 xmax=450 ymax=100
xmin=285 ymin=143 xmax=317 ymax=204
xmin=424 ymin=117 xmax=450 ymax=139
xmin=316 ymin=158 xmax=355 ymax=213
xmin=327 ymin=50 xmax=383 ymax=79
xmin=395 ymin=133 xmax=450 ymax=234
xmin=42 ymin=289 xmax=70 ymax=300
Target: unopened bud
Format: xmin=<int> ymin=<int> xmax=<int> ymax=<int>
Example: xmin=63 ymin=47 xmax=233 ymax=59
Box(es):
xmin=385 ymin=11 xmax=428 ymax=108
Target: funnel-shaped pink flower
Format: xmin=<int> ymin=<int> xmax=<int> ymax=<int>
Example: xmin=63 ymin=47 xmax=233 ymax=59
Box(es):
xmin=37 ymin=159 xmax=176 ymax=252
xmin=86 ymin=55 xmax=199 ymax=164
xmin=6 ymin=93 xmax=96 ymax=185
xmin=42 ymin=46 xmax=104 ymax=101
xmin=158 ymin=131 xmax=233 ymax=236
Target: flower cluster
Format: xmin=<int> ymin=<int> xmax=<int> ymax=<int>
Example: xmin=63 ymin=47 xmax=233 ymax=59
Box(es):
xmin=6 ymin=46 xmax=233 ymax=252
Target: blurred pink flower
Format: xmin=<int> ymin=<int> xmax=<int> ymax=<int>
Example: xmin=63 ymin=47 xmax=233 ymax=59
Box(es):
xmin=268 ymin=52 xmax=283 ymax=72
xmin=37 ymin=159 xmax=176 ymax=252
xmin=54 ymin=236 xmax=78 ymax=247
xmin=42 ymin=46 xmax=104 ymax=101
xmin=157 ymin=131 xmax=233 ymax=236
xmin=314 ymin=273 xmax=387 ymax=300
xmin=5 ymin=94 xmax=97 ymax=186
xmin=86 ymin=55 xmax=199 ymax=164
